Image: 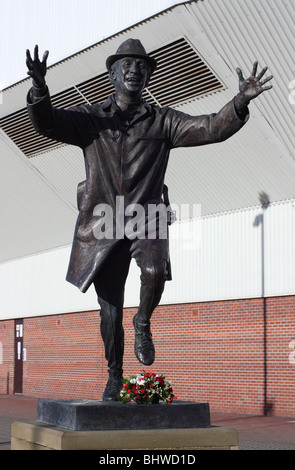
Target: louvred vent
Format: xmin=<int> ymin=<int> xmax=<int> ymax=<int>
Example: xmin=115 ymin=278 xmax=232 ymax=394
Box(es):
xmin=0 ymin=37 xmax=223 ymax=158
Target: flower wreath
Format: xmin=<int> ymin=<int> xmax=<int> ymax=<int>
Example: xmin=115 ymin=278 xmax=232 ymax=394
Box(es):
xmin=119 ymin=371 xmax=176 ymax=404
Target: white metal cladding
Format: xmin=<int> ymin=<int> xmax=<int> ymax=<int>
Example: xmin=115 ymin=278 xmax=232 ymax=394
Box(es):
xmin=29 ymin=145 xmax=86 ymax=210
xmin=0 ymin=130 xmax=78 ymax=263
xmin=0 ymin=201 xmax=294 ymax=320
xmin=184 ymin=0 xmax=295 ymax=159
xmin=166 ymin=90 xmax=295 ymax=214
xmin=263 ymin=201 xmax=295 ymax=297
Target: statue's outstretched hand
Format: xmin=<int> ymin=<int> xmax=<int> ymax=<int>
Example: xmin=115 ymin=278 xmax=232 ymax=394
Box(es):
xmin=236 ymin=61 xmax=273 ymax=105
xmin=26 ymin=45 xmax=49 ymax=88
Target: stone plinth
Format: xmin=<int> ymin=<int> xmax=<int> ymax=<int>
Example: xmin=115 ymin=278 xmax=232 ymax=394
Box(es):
xmin=11 ymin=421 xmax=239 ymax=450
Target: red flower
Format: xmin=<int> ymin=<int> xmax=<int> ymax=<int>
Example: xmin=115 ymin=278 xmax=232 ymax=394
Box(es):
xmin=156 ymin=377 xmax=164 ymax=386
xmin=140 ymin=388 xmax=145 ymax=394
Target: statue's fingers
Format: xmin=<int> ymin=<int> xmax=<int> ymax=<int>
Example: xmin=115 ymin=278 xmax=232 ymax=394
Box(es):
xmin=34 ymin=44 xmax=39 ymax=61
xmin=261 ymin=84 xmax=273 ymax=92
xmin=26 ymin=49 xmax=32 ymax=61
xmin=256 ymin=66 xmax=268 ymax=81
xmin=251 ymin=61 xmax=258 ymax=77
xmin=42 ymin=50 xmax=49 ymax=63
xmin=236 ymin=67 xmax=244 ymax=81
xmin=261 ymin=75 xmax=273 ymax=86
xmin=26 ymin=49 xmax=33 ymax=68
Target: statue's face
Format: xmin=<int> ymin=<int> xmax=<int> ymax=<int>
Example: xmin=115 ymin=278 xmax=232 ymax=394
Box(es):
xmin=110 ymin=57 xmax=150 ymax=96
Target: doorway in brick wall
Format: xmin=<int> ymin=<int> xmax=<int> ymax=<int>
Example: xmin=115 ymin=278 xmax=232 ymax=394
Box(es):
xmin=14 ymin=319 xmax=23 ymax=394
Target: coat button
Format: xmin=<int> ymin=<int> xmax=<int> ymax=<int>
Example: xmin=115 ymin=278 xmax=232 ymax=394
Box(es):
xmin=113 ymin=130 xmax=120 ymax=139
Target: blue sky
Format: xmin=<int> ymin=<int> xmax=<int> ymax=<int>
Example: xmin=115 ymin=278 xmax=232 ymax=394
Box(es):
xmin=0 ymin=0 xmax=183 ymax=89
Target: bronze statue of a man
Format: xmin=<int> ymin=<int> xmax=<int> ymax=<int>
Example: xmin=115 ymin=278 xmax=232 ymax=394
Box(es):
xmin=26 ymin=39 xmax=272 ymax=400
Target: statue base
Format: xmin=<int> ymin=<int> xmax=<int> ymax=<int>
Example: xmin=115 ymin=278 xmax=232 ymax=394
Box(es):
xmin=11 ymin=399 xmax=238 ymax=450
xmin=36 ymin=399 xmax=210 ymax=431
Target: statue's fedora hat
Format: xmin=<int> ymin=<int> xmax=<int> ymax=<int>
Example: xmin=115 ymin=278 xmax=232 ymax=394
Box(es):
xmin=106 ymin=39 xmax=157 ymax=74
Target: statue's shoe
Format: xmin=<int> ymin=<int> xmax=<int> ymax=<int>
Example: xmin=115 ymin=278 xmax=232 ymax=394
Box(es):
xmin=133 ymin=314 xmax=155 ymax=366
xmin=102 ymin=370 xmax=123 ymax=401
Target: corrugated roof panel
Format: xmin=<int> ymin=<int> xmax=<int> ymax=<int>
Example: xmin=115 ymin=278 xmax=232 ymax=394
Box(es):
xmin=0 ymin=130 xmax=77 ymax=262
xmin=186 ymin=0 xmax=295 ymax=159
xmin=166 ymin=93 xmax=295 ymax=215
xmin=30 ymin=145 xmax=86 ymax=208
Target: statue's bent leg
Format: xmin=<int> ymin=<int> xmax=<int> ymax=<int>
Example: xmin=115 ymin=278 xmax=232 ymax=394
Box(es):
xmin=131 ymin=238 xmax=169 ymax=365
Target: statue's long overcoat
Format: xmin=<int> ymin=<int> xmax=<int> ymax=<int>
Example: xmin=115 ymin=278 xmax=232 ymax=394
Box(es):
xmin=27 ymin=91 xmax=247 ymax=293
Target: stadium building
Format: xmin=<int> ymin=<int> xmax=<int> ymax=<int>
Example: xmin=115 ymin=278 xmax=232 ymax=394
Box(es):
xmin=0 ymin=0 xmax=294 ymax=416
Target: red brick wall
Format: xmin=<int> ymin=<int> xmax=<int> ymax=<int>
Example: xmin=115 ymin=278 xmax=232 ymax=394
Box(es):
xmin=23 ymin=311 xmax=106 ymax=399
xmin=0 ymin=320 xmax=15 ymax=394
xmin=265 ymin=297 xmax=295 ymax=416
xmin=123 ymin=298 xmax=267 ymax=415
xmin=0 ymin=295 xmax=294 ymax=416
